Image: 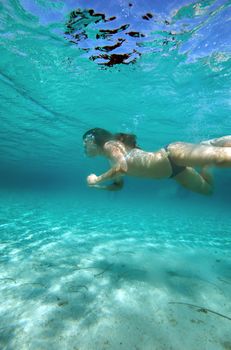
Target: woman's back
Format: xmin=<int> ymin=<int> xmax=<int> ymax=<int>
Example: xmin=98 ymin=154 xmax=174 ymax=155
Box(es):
xmin=124 ymin=146 xmax=172 ymax=179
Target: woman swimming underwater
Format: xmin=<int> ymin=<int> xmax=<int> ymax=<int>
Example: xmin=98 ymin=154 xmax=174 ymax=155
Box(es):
xmin=83 ymin=128 xmax=231 ymax=195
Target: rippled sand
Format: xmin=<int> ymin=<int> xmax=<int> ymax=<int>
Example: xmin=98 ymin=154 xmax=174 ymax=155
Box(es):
xmin=0 ymin=198 xmax=231 ymax=350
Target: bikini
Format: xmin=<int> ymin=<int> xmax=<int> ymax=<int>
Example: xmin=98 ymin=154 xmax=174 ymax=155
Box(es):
xmin=164 ymin=145 xmax=186 ymax=178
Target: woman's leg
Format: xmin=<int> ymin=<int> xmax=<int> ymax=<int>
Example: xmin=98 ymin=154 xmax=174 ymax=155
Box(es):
xmin=167 ymin=142 xmax=231 ymax=168
xmin=200 ymin=136 xmax=231 ymax=147
xmin=173 ymin=167 xmax=213 ymax=195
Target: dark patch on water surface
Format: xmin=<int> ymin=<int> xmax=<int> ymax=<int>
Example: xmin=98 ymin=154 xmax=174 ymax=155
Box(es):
xmin=64 ymin=7 xmax=175 ymax=67
xmin=142 ymin=12 xmax=154 ymax=20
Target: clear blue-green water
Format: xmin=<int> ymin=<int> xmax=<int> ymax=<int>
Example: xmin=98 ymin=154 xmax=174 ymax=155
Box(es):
xmin=0 ymin=1 xmax=231 ymax=349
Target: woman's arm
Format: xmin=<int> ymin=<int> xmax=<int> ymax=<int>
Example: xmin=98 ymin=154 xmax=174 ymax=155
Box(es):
xmin=87 ymin=165 xmax=126 ymax=185
xmin=88 ymin=178 xmax=124 ymax=191
xmin=86 ymin=141 xmax=128 ymax=186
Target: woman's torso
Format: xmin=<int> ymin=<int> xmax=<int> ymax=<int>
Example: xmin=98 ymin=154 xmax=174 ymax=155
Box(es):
xmin=125 ymin=148 xmax=172 ymax=178
xmin=107 ymin=141 xmax=172 ymax=179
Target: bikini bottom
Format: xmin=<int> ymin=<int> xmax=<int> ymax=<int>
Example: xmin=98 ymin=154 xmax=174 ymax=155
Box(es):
xmin=164 ymin=145 xmax=186 ymax=178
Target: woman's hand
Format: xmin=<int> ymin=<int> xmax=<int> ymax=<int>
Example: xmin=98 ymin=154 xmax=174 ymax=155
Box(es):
xmin=87 ymin=174 xmax=98 ymax=186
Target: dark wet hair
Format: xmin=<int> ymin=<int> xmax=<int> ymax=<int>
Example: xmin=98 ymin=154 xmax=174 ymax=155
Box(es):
xmin=83 ymin=128 xmax=113 ymax=147
xmin=114 ymin=133 xmax=138 ymax=148
xmin=83 ymin=128 xmax=138 ymax=149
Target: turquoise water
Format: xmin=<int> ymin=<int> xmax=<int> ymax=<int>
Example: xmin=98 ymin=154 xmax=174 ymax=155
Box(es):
xmin=1 ymin=0 xmax=231 ymax=349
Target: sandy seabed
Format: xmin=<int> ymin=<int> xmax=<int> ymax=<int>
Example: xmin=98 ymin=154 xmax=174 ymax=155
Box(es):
xmin=0 ymin=203 xmax=231 ymax=350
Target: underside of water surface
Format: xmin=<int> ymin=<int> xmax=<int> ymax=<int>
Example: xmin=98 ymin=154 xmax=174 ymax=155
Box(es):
xmin=0 ymin=0 xmax=231 ymax=349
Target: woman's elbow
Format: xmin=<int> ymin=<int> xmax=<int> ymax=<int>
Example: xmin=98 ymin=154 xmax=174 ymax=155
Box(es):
xmin=119 ymin=164 xmax=127 ymax=174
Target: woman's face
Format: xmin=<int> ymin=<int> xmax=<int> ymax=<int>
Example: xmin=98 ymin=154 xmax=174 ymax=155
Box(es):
xmin=83 ymin=136 xmax=99 ymax=157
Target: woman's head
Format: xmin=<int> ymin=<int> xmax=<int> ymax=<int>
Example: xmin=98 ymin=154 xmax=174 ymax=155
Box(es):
xmin=83 ymin=127 xmax=138 ymax=156
xmin=83 ymin=128 xmax=113 ymax=156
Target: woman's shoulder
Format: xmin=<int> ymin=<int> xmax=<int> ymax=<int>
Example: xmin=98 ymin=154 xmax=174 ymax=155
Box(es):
xmin=103 ymin=140 xmax=128 ymax=158
xmin=104 ymin=140 xmax=126 ymax=150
